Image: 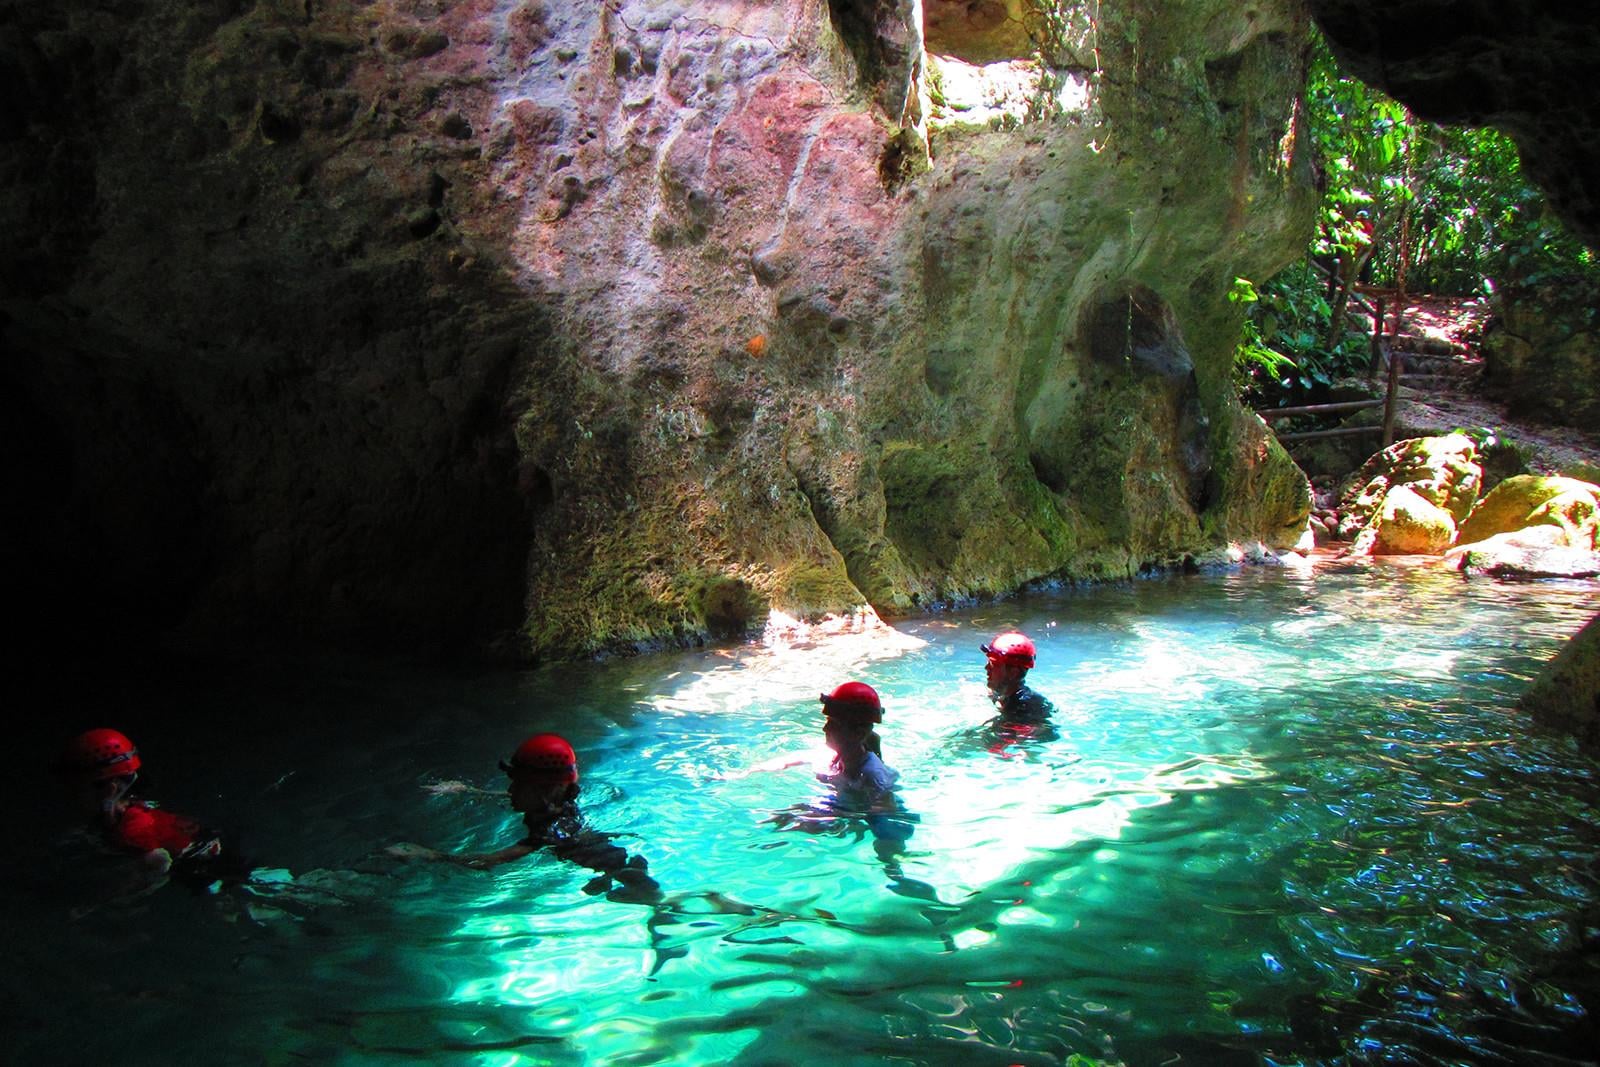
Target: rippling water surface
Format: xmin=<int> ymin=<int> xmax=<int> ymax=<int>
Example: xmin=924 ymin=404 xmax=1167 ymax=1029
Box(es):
xmin=9 ymin=564 xmax=1600 ymax=1065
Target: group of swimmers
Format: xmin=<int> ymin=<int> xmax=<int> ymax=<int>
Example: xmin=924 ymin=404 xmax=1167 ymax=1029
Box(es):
xmin=55 ymin=631 xmax=1053 ymax=907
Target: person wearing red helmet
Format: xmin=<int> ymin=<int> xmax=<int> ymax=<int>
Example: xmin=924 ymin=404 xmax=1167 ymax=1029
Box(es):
xmin=743 ymin=681 xmax=898 ymax=794
xmin=754 ymin=682 xmax=939 ymax=901
xmin=387 ymin=733 xmax=660 ymax=903
xmin=982 ymin=631 xmax=1057 ymax=723
xmin=817 ymin=681 xmax=898 ymax=795
xmin=56 ymin=728 xmax=242 ymax=897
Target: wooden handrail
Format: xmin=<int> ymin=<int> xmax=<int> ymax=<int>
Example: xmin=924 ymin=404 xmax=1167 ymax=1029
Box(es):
xmin=1382 ymin=340 xmax=1402 ymax=447
xmin=1252 ymin=359 xmax=1400 ymax=448
xmin=1275 ymin=426 xmax=1384 ymax=442
xmin=1255 ymin=399 xmax=1384 ymax=420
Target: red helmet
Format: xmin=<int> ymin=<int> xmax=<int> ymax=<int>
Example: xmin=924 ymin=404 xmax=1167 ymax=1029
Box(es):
xmin=61 ymin=728 xmax=142 ymax=780
xmin=501 ymin=733 xmax=578 ymax=783
xmin=820 ymin=681 xmax=883 ymax=723
xmin=982 ymin=631 xmax=1036 ymax=668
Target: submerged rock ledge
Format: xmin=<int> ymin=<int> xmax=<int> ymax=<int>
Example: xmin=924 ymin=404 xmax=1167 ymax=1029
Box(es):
xmin=3 ymin=0 xmax=1317 ymax=661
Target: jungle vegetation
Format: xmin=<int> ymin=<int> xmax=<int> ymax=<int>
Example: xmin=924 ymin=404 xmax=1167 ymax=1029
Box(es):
xmin=1233 ymin=35 xmax=1600 ymax=405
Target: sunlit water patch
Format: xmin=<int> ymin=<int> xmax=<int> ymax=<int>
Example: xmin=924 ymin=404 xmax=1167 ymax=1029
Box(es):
xmin=7 ymin=565 xmax=1599 ymax=1065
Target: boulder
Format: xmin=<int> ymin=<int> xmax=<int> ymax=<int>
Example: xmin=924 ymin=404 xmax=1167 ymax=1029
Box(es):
xmin=1450 ymin=533 xmax=1600 ymax=581
xmin=1369 ymin=485 xmax=1457 ymax=555
xmin=1339 ymin=434 xmax=1483 ymax=555
xmin=1519 ymin=614 xmax=1600 ymax=753
xmin=1456 ymin=476 xmax=1600 ymax=550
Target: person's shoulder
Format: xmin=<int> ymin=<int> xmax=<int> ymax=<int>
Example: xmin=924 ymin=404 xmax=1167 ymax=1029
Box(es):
xmin=115 ymin=801 xmax=156 ymax=830
xmin=862 ymin=752 xmax=899 ymax=789
xmin=1014 ymin=685 xmax=1056 ymax=715
xmin=109 ymin=801 xmax=161 ymax=852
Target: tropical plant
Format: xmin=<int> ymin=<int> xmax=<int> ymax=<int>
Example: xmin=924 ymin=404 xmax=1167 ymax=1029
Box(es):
xmin=1234 ymin=32 xmax=1600 ymax=406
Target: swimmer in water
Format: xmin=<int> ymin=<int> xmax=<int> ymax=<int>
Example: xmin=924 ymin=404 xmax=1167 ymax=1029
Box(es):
xmin=982 ymin=631 xmax=1056 ymax=723
xmin=57 ymin=728 xmax=250 ymax=901
xmin=387 ymin=733 xmax=662 ymax=904
xmin=973 ymin=631 xmax=1060 ymax=755
xmin=816 ymin=681 xmax=898 ymax=795
xmin=758 ymin=683 xmax=937 ymax=901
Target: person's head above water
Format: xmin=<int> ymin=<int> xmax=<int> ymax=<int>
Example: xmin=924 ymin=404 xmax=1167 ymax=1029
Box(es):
xmin=820 ymin=681 xmax=883 ymax=766
xmin=58 ymin=728 xmax=142 ymax=783
xmin=500 ymin=733 xmax=579 ymax=813
xmin=500 ymin=733 xmax=578 ymax=784
xmin=819 ymin=681 xmax=882 ymax=725
xmin=982 ymin=631 xmax=1036 ymax=697
xmin=57 ymin=729 xmax=145 ymax=822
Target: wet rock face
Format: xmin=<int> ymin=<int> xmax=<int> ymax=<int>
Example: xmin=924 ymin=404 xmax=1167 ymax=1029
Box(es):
xmin=1520 ymin=614 xmax=1600 ymax=753
xmin=1480 ymin=299 xmax=1600 ymax=433
xmin=1307 ymin=0 xmax=1600 ymax=247
xmin=2 ymin=0 xmax=1317 ymax=660
xmin=922 ymin=0 xmax=1034 ymax=64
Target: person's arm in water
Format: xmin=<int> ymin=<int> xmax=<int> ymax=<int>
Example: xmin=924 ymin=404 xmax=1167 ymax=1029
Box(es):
xmin=419 ymin=779 xmax=502 ymax=798
xmin=728 ymin=744 xmax=833 ymax=779
xmin=385 ymin=840 xmax=536 ymax=870
xmin=100 ymin=782 xmax=207 ymax=895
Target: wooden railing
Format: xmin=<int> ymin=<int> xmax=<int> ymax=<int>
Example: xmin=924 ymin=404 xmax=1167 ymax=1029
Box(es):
xmin=1253 ymin=265 xmax=1402 ymax=449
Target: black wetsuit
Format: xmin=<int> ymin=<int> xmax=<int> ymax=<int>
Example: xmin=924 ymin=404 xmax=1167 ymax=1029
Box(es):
xmin=993 ymin=683 xmax=1056 ymax=723
xmin=521 ymin=803 xmax=660 ymax=902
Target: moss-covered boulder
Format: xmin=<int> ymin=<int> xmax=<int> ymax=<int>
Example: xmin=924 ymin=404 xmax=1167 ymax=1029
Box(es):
xmin=1452 ymin=538 xmax=1600 ymax=580
xmin=1368 ymin=485 xmax=1457 ymax=555
xmin=1342 ymin=434 xmax=1483 ymax=522
xmin=1520 ymin=614 xmax=1600 ymax=753
xmin=1456 ymin=475 xmax=1600 ymax=549
xmin=1340 ymin=434 xmax=1482 ymax=555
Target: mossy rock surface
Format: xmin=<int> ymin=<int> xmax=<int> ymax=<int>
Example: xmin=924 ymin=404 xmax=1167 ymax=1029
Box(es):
xmin=1341 ymin=434 xmax=1483 ymax=527
xmin=1520 ymin=614 xmax=1600 ymax=753
xmin=1371 ymin=485 xmax=1457 ymax=554
xmin=0 ymin=0 xmax=1323 ymax=661
xmin=1457 ymin=475 xmax=1600 ymax=549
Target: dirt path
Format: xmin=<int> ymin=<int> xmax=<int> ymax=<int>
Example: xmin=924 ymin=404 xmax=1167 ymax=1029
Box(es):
xmin=1357 ymin=290 xmax=1600 ymax=476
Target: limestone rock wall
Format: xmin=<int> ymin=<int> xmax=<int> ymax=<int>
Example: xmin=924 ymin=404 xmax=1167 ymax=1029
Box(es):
xmin=2 ymin=0 xmax=1317 ymax=661
xmin=1480 ymin=297 xmax=1600 ymax=433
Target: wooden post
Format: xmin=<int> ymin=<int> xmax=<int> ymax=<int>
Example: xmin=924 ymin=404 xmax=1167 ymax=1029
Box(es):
xmin=1382 ymin=341 xmax=1402 ymax=449
xmin=1369 ymin=296 xmax=1385 ymax=379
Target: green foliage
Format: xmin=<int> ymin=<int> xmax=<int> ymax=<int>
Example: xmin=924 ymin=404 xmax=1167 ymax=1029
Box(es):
xmin=1234 ymin=32 xmax=1600 ymax=404
xmin=1381 ymin=126 xmax=1600 ymax=295
xmin=1230 ymin=264 xmax=1370 ymax=401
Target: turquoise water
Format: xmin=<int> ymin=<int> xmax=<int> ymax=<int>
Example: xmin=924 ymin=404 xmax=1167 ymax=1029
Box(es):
xmin=9 ymin=564 xmax=1600 ymax=1065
